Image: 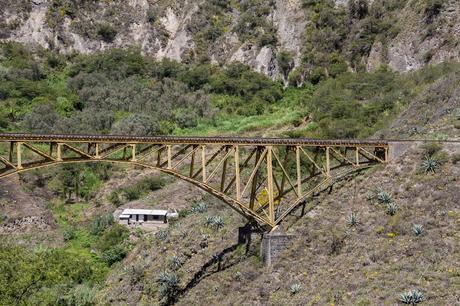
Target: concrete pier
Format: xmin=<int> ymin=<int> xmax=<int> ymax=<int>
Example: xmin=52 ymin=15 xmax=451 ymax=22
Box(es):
xmin=260 ymin=226 xmax=295 ymax=266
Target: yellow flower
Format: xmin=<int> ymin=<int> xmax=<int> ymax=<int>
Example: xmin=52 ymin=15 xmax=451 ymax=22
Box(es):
xmin=387 ymin=232 xmax=396 ymax=238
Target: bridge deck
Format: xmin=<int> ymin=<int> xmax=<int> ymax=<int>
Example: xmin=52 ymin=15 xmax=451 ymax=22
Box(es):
xmin=0 ymin=133 xmax=389 ymax=147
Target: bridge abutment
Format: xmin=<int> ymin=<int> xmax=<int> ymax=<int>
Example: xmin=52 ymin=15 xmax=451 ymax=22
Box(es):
xmin=260 ymin=226 xmax=295 ymax=266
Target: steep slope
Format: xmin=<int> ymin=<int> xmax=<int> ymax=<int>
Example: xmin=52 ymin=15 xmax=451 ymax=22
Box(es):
xmin=1 ymin=0 xmax=459 ymax=80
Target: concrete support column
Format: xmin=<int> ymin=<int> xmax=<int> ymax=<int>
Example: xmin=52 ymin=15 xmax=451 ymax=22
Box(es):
xmin=260 ymin=226 xmax=295 ymax=266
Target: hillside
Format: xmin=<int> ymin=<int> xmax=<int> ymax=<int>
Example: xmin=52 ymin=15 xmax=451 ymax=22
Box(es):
xmin=1 ymin=0 xmax=459 ymax=81
xmin=1 ymin=0 xmax=460 ymax=305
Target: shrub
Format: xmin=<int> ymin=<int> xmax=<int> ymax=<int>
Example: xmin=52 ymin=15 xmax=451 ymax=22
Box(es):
xmin=452 ymin=153 xmax=460 ymax=165
xmin=168 ymin=255 xmax=183 ymax=271
xmin=346 ymin=212 xmax=359 ymax=227
xmin=90 ymin=213 xmax=114 ymax=235
xmin=190 ymin=202 xmax=207 ymax=213
xmin=157 ymin=271 xmax=180 ymax=300
xmin=97 ymin=23 xmax=117 ymax=43
xmin=399 ymin=289 xmax=424 ymax=304
xmin=156 ymin=229 xmax=168 ymax=241
xmin=365 ymin=191 xmax=375 ymax=202
xmin=421 ymin=156 xmax=440 ymax=173
xmin=290 ymin=283 xmax=301 ymax=295
xmin=101 ymin=245 xmax=127 ymax=266
xmin=377 ymin=188 xmax=392 ymax=204
xmin=421 ymin=142 xmax=442 ymax=157
xmin=386 ymin=202 xmax=398 ymax=216
xmin=108 ymin=191 xmax=122 ymax=207
xmin=205 ymin=215 xmax=225 ymax=230
xmin=63 ymin=228 xmax=76 ymax=241
xmin=413 ymin=224 xmax=424 ymax=236
xmin=424 ymin=0 xmax=443 ymax=20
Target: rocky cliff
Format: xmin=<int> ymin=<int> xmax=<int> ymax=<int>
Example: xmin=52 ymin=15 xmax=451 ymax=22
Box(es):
xmin=1 ymin=0 xmax=459 ymax=80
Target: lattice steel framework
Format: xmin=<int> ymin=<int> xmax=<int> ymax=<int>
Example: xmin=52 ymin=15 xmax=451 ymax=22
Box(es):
xmin=0 ymin=134 xmax=388 ymax=228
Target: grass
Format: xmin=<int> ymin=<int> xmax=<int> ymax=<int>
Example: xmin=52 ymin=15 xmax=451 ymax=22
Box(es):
xmin=48 ymin=200 xmax=110 ymax=283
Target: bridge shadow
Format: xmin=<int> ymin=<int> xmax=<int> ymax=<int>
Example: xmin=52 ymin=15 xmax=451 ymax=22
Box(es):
xmin=169 ymin=227 xmax=259 ymax=305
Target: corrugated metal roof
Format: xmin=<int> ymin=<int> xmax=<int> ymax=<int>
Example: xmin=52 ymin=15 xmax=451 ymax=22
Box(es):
xmin=121 ymin=209 xmax=168 ymax=216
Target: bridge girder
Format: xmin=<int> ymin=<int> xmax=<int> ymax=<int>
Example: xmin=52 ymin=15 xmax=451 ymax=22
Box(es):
xmin=0 ymin=134 xmax=389 ymax=228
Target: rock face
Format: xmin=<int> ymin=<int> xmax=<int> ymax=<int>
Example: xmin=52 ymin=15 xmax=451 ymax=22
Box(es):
xmin=1 ymin=0 xmax=459 ymax=77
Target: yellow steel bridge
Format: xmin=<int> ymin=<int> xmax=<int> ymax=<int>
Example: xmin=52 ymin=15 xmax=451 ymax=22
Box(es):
xmin=0 ymin=133 xmax=390 ymax=229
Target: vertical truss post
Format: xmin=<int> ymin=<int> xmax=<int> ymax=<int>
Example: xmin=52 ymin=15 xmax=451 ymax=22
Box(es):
xmin=16 ymin=142 xmax=23 ymax=169
xmin=95 ymin=143 xmax=101 ymax=159
xmin=131 ymin=144 xmax=137 ymax=162
xmin=220 ymin=147 xmax=229 ymax=191
xmin=9 ymin=142 xmax=14 ymax=162
xmin=56 ymin=143 xmax=63 ymax=161
xmin=249 ymin=148 xmax=261 ymax=210
xmin=234 ymin=145 xmax=241 ymax=201
xmin=167 ymin=145 xmax=172 ymax=169
xmin=355 ymin=147 xmax=360 ymax=166
xmin=201 ymin=145 xmax=206 ymax=182
xmin=325 ymin=146 xmax=331 ymax=177
xmin=267 ymin=146 xmax=275 ymax=223
xmin=296 ymin=146 xmax=302 ymax=198
xmin=189 ymin=145 xmax=196 ymax=177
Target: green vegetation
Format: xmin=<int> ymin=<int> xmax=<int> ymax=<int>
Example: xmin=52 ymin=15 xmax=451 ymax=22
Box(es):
xmin=290 ymin=283 xmax=301 ymax=295
xmin=413 ymin=224 xmax=424 ymax=236
xmin=399 ymin=289 xmax=424 ymax=304
xmin=386 ymin=202 xmax=398 ymax=216
xmin=421 ymin=156 xmax=440 ymax=173
xmin=346 ymin=212 xmax=359 ymax=227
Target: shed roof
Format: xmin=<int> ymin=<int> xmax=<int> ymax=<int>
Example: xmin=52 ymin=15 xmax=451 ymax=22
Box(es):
xmin=121 ymin=208 xmax=168 ymax=216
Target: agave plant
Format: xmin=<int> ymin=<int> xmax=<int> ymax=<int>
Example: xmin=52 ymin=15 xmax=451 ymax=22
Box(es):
xmin=290 ymin=283 xmax=301 ymax=295
xmin=205 ymin=215 xmax=225 ymax=230
xmin=413 ymin=224 xmax=424 ymax=236
xmin=155 ymin=229 xmax=168 ymax=241
xmin=365 ymin=191 xmax=375 ymax=202
xmin=346 ymin=212 xmax=359 ymax=227
xmin=191 ymin=202 xmax=207 ymax=214
xmin=421 ymin=156 xmax=439 ymax=173
xmin=157 ymin=271 xmax=179 ymax=300
xmin=377 ymin=188 xmax=392 ymax=204
xmin=169 ymin=255 xmax=183 ymax=270
xmin=399 ymin=289 xmax=424 ymax=304
xmin=386 ymin=202 xmax=398 ymax=216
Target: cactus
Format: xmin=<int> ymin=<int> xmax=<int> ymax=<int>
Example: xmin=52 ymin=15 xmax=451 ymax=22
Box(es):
xmin=346 ymin=212 xmax=359 ymax=227
xmin=365 ymin=191 xmax=375 ymax=202
xmin=290 ymin=283 xmax=301 ymax=295
xmin=399 ymin=289 xmax=424 ymax=304
xmin=413 ymin=224 xmax=424 ymax=236
xmin=386 ymin=202 xmax=398 ymax=216
xmin=421 ymin=156 xmax=439 ymax=173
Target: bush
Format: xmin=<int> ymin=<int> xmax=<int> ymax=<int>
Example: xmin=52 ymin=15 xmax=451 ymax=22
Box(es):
xmin=156 ymin=229 xmax=168 ymax=241
xmin=97 ymin=23 xmax=117 ymax=43
xmin=63 ymin=227 xmax=76 ymax=241
xmin=421 ymin=142 xmax=442 ymax=157
xmin=101 ymin=245 xmax=127 ymax=266
xmin=451 ymin=153 xmax=460 ymax=165
xmin=109 ymin=191 xmax=122 ymax=207
xmin=157 ymin=271 xmax=180 ymax=301
xmin=90 ymin=213 xmax=114 ymax=236
xmin=423 ymin=0 xmax=443 ymax=20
